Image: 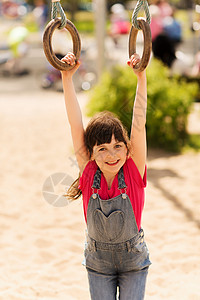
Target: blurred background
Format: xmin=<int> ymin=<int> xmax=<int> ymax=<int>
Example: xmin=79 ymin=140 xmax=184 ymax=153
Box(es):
xmin=0 ymin=1 xmax=200 ymax=299
xmin=0 ymin=0 xmax=200 ymax=91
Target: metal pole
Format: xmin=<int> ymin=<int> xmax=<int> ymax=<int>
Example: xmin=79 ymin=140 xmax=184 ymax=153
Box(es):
xmin=93 ymin=0 xmax=106 ymax=80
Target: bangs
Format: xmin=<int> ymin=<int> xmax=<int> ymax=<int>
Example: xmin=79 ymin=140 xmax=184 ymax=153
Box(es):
xmin=85 ymin=111 xmax=129 ymax=157
xmin=95 ymin=124 xmax=125 ymax=146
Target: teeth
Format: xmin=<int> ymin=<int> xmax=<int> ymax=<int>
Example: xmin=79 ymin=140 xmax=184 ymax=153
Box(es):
xmin=107 ymin=161 xmax=118 ymax=165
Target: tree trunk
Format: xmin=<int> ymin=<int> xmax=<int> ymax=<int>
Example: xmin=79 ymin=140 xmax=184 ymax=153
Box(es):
xmin=93 ymin=0 xmax=106 ymax=80
xmin=68 ymin=0 xmax=79 ymax=22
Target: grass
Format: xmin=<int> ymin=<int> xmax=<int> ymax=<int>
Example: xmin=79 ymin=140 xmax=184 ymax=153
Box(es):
xmin=73 ymin=11 xmax=95 ymax=34
xmin=73 ymin=11 xmax=112 ymax=34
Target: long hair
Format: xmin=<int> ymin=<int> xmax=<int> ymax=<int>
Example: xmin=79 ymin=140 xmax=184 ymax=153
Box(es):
xmin=65 ymin=111 xmax=130 ymax=201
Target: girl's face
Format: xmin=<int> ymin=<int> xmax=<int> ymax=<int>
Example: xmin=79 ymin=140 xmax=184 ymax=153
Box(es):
xmin=91 ymin=134 xmax=128 ymax=178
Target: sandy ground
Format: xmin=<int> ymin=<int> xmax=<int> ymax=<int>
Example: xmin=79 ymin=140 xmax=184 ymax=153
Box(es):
xmin=1 ymin=46 xmax=200 ymax=299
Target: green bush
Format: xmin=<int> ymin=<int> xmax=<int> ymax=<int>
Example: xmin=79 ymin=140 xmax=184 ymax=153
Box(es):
xmin=74 ymin=19 xmax=94 ymax=33
xmin=87 ymin=59 xmax=198 ymax=152
xmin=74 ymin=11 xmax=94 ymax=34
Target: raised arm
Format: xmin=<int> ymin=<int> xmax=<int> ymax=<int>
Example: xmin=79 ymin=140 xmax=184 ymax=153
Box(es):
xmin=127 ymin=54 xmax=147 ymax=178
xmin=61 ymin=53 xmax=89 ymax=173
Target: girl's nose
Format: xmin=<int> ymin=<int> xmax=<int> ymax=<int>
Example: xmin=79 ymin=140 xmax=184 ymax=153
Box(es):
xmin=107 ymin=149 xmax=116 ymax=158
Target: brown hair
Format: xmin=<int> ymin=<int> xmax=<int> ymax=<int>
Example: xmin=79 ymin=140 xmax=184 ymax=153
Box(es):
xmin=65 ymin=111 xmax=130 ymax=201
xmin=85 ymin=111 xmax=129 ymax=158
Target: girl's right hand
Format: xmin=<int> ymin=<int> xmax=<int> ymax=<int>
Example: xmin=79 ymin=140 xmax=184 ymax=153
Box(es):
xmin=61 ymin=52 xmax=81 ymax=78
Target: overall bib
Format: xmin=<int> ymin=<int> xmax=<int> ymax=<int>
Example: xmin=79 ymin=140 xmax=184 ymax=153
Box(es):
xmin=84 ymin=167 xmax=151 ymax=299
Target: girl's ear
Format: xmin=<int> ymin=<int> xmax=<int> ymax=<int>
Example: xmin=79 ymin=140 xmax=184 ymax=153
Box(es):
xmin=91 ymin=153 xmax=94 ymax=161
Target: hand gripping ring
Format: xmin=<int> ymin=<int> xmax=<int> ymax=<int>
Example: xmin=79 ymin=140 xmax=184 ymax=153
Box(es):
xmin=43 ymin=17 xmax=81 ymax=71
xmin=129 ymin=18 xmax=152 ymax=72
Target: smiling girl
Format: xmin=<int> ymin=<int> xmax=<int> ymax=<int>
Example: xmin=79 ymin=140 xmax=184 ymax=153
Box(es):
xmin=61 ymin=53 xmax=151 ymax=300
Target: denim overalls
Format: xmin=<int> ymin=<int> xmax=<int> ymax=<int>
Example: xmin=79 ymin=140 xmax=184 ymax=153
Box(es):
xmin=84 ymin=167 xmax=151 ymax=300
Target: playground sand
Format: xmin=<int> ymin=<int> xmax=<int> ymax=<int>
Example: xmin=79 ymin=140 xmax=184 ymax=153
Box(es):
xmin=0 ymin=87 xmax=200 ymax=300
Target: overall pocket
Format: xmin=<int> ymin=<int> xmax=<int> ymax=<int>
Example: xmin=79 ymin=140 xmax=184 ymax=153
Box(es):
xmin=84 ymin=247 xmax=113 ymax=274
xmin=93 ymin=209 xmax=125 ymax=242
xmin=132 ymin=236 xmax=147 ymax=254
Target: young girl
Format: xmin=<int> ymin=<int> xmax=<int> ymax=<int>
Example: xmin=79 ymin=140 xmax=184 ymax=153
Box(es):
xmin=61 ymin=52 xmax=151 ymax=300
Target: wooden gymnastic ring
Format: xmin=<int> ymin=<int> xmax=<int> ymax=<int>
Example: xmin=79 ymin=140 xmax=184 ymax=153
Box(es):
xmin=43 ymin=17 xmax=81 ymax=71
xmin=129 ymin=18 xmax=152 ymax=72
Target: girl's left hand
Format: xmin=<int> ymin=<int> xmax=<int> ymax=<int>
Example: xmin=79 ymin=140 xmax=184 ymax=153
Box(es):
xmin=61 ymin=52 xmax=81 ymax=79
xmin=127 ymin=54 xmax=145 ymax=77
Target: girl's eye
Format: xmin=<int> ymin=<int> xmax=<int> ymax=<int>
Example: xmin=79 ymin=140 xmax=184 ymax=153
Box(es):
xmin=99 ymin=147 xmax=106 ymax=152
xmin=115 ymin=144 xmax=122 ymax=148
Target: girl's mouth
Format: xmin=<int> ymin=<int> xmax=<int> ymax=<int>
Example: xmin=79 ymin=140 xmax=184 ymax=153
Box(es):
xmin=106 ymin=160 xmax=120 ymax=166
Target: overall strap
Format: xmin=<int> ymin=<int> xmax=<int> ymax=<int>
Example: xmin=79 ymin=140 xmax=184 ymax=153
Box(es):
xmin=118 ymin=167 xmax=127 ymax=190
xmin=92 ymin=168 xmax=101 ymax=190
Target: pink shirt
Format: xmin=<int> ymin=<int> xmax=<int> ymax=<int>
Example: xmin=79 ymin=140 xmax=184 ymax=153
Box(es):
xmin=79 ymin=157 xmax=147 ymax=230
xmin=158 ymin=3 xmax=173 ymax=18
xmin=150 ymin=18 xmax=163 ymax=41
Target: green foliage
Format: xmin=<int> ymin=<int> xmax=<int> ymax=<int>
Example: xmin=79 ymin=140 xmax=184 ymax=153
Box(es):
xmin=87 ymin=65 xmax=136 ymax=132
xmin=74 ymin=11 xmax=94 ymax=33
xmin=146 ymin=60 xmax=198 ymax=151
xmin=183 ymin=134 xmax=200 ymax=152
xmin=74 ymin=19 xmax=94 ymax=33
xmin=87 ymin=59 xmax=199 ymax=152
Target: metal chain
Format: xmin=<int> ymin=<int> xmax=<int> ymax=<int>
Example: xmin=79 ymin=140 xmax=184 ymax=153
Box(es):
xmin=132 ymin=0 xmax=151 ymax=30
xmin=51 ymin=1 xmax=67 ymax=29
